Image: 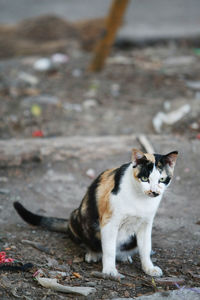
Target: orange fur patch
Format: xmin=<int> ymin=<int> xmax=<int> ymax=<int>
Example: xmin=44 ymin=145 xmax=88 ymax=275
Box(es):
xmin=144 ymin=153 xmax=155 ymax=163
xmin=80 ymin=195 xmax=88 ymax=215
xmin=97 ymin=168 xmax=116 ymax=227
xmin=133 ymin=168 xmax=140 ymax=182
xmin=68 ymin=219 xmax=80 ymax=239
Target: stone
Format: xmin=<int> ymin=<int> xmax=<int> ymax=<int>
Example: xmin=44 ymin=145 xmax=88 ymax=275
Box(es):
xmin=136 ymin=288 xmax=200 ymax=300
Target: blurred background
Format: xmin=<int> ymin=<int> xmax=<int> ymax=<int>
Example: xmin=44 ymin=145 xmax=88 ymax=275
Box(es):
xmin=0 ymin=2 xmax=200 ymax=299
xmin=0 ymin=0 xmax=200 ymax=139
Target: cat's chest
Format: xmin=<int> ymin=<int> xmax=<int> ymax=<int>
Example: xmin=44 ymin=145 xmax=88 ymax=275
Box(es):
xmin=119 ymin=215 xmax=142 ymax=234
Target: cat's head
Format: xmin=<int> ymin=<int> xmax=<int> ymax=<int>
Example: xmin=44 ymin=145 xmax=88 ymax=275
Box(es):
xmin=132 ymin=149 xmax=178 ymax=198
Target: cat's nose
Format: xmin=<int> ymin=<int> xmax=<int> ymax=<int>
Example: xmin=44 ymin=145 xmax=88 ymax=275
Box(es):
xmin=152 ymin=191 xmax=160 ymax=197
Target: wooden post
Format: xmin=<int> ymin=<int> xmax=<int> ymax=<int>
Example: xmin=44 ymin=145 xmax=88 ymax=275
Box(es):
xmin=88 ymin=0 xmax=130 ymax=72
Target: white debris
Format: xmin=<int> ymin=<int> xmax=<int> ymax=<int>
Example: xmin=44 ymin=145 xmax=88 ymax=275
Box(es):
xmin=107 ymin=55 xmax=132 ymax=65
xmin=111 ymin=83 xmax=120 ymax=97
xmin=163 ymin=56 xmax=196 ymax=66
xmin=35 ymin=271 xmax=96 ymax=296
xmin=190 ymin=122 xmax=199 ymax=130
xmin=18 ymin=72 xmax=39 ymax=85
xmin=153 ymin=104 xmax=191 ymax=133
xmin=86 ymin=168 xmax=96 ymax=179
xmin=163 ymin=101 xmax=171 ymax=111
xmin=72 ymin=69 xmax=82 ymax=77
xmin=83 ymin=99 xmax=97 ymax=109
xmin=0 ymin=177 xmax=8 ymax=182
xmin=51 ymin=53 xmax=69 ymax=65
xmin=63 ymin=102 xmax=82 ymax=112
xmin=21 ymin=95 xmax=60 ymax=106
xmin=186 ymin=81 xmax=200 ymax=91
xmin=33 ymin=58 xmax=52 ymax=72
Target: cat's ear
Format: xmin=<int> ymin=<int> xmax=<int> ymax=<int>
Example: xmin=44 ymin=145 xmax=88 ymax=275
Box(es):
xmin=132 ymin=149 xmax=145 ymax=166
xmin=164 ymin=151 xmax=178 ymax=169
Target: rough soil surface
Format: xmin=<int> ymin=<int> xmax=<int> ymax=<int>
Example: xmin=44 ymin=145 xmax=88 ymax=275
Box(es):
xmin=0 ymin=26 xmax=200 ymax=299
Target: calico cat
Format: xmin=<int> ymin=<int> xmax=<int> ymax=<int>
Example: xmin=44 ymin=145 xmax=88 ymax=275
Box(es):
xmin=14 ymin=148 xmax=178 ymax=278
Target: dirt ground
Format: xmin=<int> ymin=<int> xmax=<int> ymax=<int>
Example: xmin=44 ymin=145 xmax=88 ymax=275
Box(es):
xmin=0 ymin=19 xmax=200 ymax=299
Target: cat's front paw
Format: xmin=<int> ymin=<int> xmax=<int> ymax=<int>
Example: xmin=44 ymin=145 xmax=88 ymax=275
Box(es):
xmin=103 ymin=267 xmax=125 ymax=279
xmin=144 ymin=266 xmax=163 ymax=277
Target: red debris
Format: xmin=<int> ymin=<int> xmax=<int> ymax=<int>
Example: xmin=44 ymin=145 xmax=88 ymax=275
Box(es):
xmin=0 ymin=251 xmax=14 ymax=263
xmin=32 ymin=130 xmax=44 ymax=137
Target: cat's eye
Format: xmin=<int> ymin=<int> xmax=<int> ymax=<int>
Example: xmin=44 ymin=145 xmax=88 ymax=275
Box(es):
xmin=141 ymin=176 xmax=148 ymax=182
xmin=159 ymin=177 xmax=165 ymax=182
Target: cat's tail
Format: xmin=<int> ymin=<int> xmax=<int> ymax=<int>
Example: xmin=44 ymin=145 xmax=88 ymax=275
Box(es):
xmin=13 ymin=201 xmax=68 ymax=233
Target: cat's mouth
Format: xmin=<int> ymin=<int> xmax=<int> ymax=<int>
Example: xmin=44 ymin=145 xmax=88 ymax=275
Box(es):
xmin=146 ymin=191 xmax=160 ymax=198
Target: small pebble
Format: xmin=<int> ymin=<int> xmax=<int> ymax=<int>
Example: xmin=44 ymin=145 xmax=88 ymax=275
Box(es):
xmin=0 ymin=189 xmax=10 ymax=195
xmin=72 ymin=69 xmax=82 ymax=77
xmin=86 ymin=169 xmax=96 ymax=179
xmin=0 ymin=177 xmax=8 ymax=183
xmin=190 ymin=122 xmax=199 ymax=130
xmin=83 ymin=99 xmax=97 ymax=109
xmin=33 ymin=58 xmax=52 ymax=72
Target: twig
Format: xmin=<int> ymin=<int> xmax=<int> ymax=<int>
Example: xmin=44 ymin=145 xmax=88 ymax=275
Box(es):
xmin=35 ymin=272 xmax=96 ymax=296
xmin=22 ymin=239 xmax=52 ymax=255
xmin=137 ymin=135 xmax=155 ymax=154
xmin=88 ymin=0 xmax=130 ymax=72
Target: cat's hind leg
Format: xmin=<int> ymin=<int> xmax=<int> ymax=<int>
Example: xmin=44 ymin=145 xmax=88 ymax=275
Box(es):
xmin=85 ymin=251 xmax=102 ymax=263
xmin=116 ymin=248 xmax=138 ymax=263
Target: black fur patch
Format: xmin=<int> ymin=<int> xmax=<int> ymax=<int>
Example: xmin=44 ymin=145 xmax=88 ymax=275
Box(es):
xmin=69 ymin=174 xmax=102 ymax=252
xmin=112 ymin=163 xmax=131 ymax=195
xmin=137 ymin=161 xmax=154 ymax=180
xmin=120 ymin=235 xmax=137 ymax=251
xmin=14 ymin=202 xmax=42 ymax=226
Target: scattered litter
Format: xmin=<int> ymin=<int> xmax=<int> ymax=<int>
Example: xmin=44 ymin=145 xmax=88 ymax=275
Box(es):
xmin=18 ymin=72 xmax=39 ymax=85
xmin=21 ymin=239 xmax=52 ymax=255
xmin=0 ymin=252 xmax=14 ymax=263
xmin=63 ymin=102 xmax=82 ymax=112
xmin=196 ymin=220 xmax=200 ymax=225
xmin=32 ymin=130 xmax=44 ymax=137
xmin=163 ymin=101 xmax=171 ymax=111
xmin=155 ymin=277 xmax=185 ymax=286
xmin=46 ymin=257 xmax=58 ymax=268
xmin=186 ymin=81 xmax=200 ymax=91
xmin=196 ymin=133 xmax=200 ymax=140
xmin=137 ymin=135 xmax=155 ymax=154
xmin=34 ymin=58 xmax=52 ymax=72
xmin=83 ymin=99 xmax=97 ymax=109
xmin=86 ymin=168 xmax=96 ymax=179
xmin=193 ymin=48 xmax=200 ymax=56
xmin=111 ymin=83 xmax=120 ymax=97
xmin=163 ymin=56 xmax=196 ymax=66
xmin=85 ymin=80 xmax=99 ymax=98
xmin=31 ymin=104 xmax=42 ymax=117
xmin=35 ymin=270 xmax=96 ymax=296
xmin=176 ymin=176 xmax=181 ymax=181
xmin=51 ymin=53 xmax=69 ymax=65
xmin=190 ymin=122 xmax=199 ymax=130
xmin=153 ymin=104 xmax=191 ymax=133
xmin=22 ymin=95 xmax=60 ymax=107
xmin=72 ymin=69 xmax=82 ymax=77
xmin=72 ymin=272 xmax=82 ymax=278
xmin=184 ymin=168 xmax=190 ymax=173
xmin=34 ymin=54 xmax=68 ymax=72
xmin=48 ymin=271 xmax=69 ymax=278
xmin=195 ymin=91 xmax=200 ymax=100
xmin=107 ymin=55 xmax=132 ymax=65
xmin=0 ymin=262 xmax=33 ymax=272
xmin=0 ymin=189 xmax=10 ymax=195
